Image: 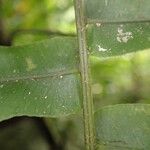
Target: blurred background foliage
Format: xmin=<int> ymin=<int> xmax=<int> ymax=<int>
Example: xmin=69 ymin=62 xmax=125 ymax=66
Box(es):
xmin=0 ymin=0 xmax=149 ymax=149
xmin=0 ymin=0 xmax=75 ymax=46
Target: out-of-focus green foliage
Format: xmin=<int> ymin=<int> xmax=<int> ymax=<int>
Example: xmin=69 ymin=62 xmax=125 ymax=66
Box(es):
xmin=91 ymin=49 xmax=150 ymax=110
xmin=1 ymin=0 xmax=75 ymax=40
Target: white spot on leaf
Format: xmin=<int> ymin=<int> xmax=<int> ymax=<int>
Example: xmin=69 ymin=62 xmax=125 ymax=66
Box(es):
xmin=44 ymin=96 xmax=48 ymax=99
xmin=96 ymin=23 xmax=101 ymax=27
xmin=117 ymin=25 xmax=133 ymax=43
xmin=96 ymin=44 xmax=111 ymax=52
xmin=60 ymin=75 xmax=63 ymax=79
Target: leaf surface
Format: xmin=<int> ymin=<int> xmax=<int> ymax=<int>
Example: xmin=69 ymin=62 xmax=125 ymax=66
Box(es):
xmin=85 ymin=0 xmax=150 ymax=57
xmin=85 ymin=0 xmax=150 ymax=22
xmin=87 ymin=23 xmax=150 ymax=57
xmin=0 ymin=37 xmax=81 ymax=121
xmin=95 ymin=104 xmax=150 ymax=149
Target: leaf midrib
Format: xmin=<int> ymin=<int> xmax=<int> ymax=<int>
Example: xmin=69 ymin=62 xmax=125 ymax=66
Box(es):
xmin=0 ymin=69 xmax=79 ymax=83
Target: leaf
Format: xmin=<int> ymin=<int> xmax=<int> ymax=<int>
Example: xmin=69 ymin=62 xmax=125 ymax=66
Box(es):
xmin=87 ymin=23 xmax=150 ymax=57
xmin=95 ymin=104 xmax=150 ymax=150
xmin=85 ymin=0 xmax=150 ymax=57
xmin=85 ymin=0 xmax=150 ymax=22
xmin=0 ymin=37 xmax=81 ymax=121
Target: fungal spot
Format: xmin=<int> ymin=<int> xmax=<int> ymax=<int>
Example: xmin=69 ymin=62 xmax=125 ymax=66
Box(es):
xmin=96 ymin=44 xmax=111 ymax=52
xmin=25 ymin=57 xmax=37 ymax=71
xmin=96 ymin=23 xmax=101 ymax=27
xmin=117 ymin=25 xmax=133 ymax=43
xmin=44 ymin=96 xmax=48 ymax=99
xmin=28 ymin=92 xmax=31 ymax=95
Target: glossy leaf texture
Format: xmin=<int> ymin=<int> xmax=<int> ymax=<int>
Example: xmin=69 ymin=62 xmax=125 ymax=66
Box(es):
xmin=0 ymin=37 xmax=82 ymax=121
xmin=85 ymin=0 xmax=150 ymax=57
xmin=95 ymin=104 xmax=150 ymax=150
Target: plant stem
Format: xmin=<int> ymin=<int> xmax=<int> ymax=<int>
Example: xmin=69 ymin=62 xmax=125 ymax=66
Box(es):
xmin=74 ymin=0 xmax=95 ymax=149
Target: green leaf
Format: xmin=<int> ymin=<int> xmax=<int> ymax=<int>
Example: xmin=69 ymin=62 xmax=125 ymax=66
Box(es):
xmin=85 ymin=0 xmax=150 ymax=22
xmin=87 ymin=23 xmax=150 ymax=57
xmin=0 ymin=37 xmax=81 ymax=121
xmin=85 ymin=0 xmax=150 ymax=57
xmin=95 ymin=104 xmax=150 ymax=149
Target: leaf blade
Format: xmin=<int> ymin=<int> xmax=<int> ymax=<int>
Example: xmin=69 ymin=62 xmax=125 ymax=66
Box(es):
xmin=86 ymin=0 xmax=150 ymax=22
xmin=95 ymin=104 xmax=150 ymax=149
xmin=0 ymin=37 xmax=79 ymax=79
xmin=87 ymin=23 xmax=150 ymax=57
xmin=0 ymin=37 xmax=82 ymax=121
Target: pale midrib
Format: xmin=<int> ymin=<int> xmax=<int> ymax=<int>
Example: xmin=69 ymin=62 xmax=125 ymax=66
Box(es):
xmin=0 ymin=69 xmax=79 ymax=83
